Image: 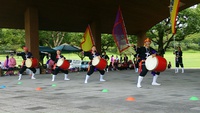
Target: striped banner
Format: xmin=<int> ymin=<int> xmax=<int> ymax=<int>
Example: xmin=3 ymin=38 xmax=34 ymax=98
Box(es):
xmin=170 ymin=0 xmax=180 ymax=34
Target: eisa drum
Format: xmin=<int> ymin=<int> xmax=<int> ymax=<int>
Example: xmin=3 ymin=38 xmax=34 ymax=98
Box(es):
xmin=145 ymin=55 xmax=167 ymax=72
xmin=92 ymin=57 xmax=107 ymax=70
xmin=26 ymin=58 xmax=39 ymax=68
xmin=56 ymin=59 xmax=70 ymax=70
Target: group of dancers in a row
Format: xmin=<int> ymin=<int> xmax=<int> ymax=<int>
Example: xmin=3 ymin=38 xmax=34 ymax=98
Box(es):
xmin=17 ymin=37 xmax=184 ymax=88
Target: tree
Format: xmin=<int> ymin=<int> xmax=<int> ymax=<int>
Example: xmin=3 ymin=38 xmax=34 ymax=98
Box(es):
xmin=101 ymin=34 xmax=115 ymax=53
xmin=0 ymin=29 xmax=25 ymax=52
xmin=66 ymin=33 xmax=83 ymax=46
xmin=147 ymin=5 xmax=200 ymax=56
xmin=39 ymin=31 xmax=67 ymax=48
xmin=182 ymin=33 xmax=200 ymax=50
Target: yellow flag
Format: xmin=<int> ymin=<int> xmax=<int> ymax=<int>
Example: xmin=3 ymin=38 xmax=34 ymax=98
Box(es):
xmin=170 ymin=0 xmax=180 ymax=34
xmin=80 ymin=25 xmax=95 ymax=51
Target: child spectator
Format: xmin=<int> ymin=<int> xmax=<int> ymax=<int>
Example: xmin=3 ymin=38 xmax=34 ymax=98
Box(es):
xmin=168 ymin=61 xmax=172 ymax=69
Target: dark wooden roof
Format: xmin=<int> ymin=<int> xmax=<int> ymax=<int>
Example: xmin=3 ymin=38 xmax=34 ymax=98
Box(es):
xmin=0 ymin=0 xmax=199 ymax=35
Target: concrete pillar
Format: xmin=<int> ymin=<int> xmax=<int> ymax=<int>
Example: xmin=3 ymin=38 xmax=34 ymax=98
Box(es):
xmin=24 ymin=7 xmax=39 ymax=60
xmin=137 ymin=32 xmax=146 ymax=47
xmin=90 ymin=20 xmax=102 ymax=53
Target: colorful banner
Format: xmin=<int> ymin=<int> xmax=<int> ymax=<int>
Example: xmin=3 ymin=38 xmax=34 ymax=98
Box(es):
xmin=80 ymin=25 xmax=95 ymax=51
xmin=170 ymin=0 xmax=180 ymax=34
xmin=112 ymin=7 xmax=129 ymax=53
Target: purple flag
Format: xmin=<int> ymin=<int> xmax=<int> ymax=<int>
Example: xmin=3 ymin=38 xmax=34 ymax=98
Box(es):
xmin=112 ymin=7 xmax=129 ymax=53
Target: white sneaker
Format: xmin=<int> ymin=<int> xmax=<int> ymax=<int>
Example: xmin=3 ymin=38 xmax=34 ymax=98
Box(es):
xmin=137 ymin=76 xmax=143 ymax=88
xmin=100 ymin=75 xmax=106 ymax=82
xmin=100 ymin=79 xmax=106 ymax=82
xmin=18 ymin=77 xmax=21 ymax=81
xmin=52 ymin=75 xmax=55 ymax=81
xmin=31 ymin=77 xmax=36 ymax=79
xmin=152 ymin=82 xmax=161 ymax=86
xmin=137 ymin=83 xmax=142 ymax=88
xmin=84 ymin=75 xmax=90 ymax=83
xmin=18 ymin=75 xmax=22 ymax=80
xmin=182 ymin=70 xmax=184 ymax=73
xmin=64 ymin=78 xmax=70 ymax=81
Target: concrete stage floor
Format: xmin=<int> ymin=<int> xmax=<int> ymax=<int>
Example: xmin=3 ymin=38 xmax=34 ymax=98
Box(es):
xmin=0 ymin=69 xmax=200 ymax=113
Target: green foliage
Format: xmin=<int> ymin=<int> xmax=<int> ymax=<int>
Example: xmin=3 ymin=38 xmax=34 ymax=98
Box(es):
xmin=39 ymin=31 xmax=84 ymax=48
xmin=39 ymin=31 xmax=66 ymax=47
xmin=184 ymin=33 xmax=200 ymax=44
xmin=101 ymin=34 xmax=115 ymax=52
xmin=66 ymin=33 xmax=83 ymax=46
xmin=167 ymin=33 xmax=200 ymax=51
xmin=39 ymin=30 xmax=52 ymax=46
xmin=146 ymin=4 xmax=200 ymax=56
xmin=0 ymin=29 xmax=25 ymax=52
xmin=101 ymin=34 xmax=137 ymax=53
xmin=127 ymin=35 xmax=137 ymax=44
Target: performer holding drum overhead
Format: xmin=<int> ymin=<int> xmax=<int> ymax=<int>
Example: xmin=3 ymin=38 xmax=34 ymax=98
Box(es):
xmin=129 ymin=38 xmax=161 ymax=88
xmin=83 ymin=45 xmax=106 ymax=83
xmin=51 ymin=50 xmax=70 ymax=81
xmin=17 ymin=47 xmax=37 ymax=80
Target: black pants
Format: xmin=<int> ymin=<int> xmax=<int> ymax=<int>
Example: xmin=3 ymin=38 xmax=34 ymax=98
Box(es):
xmin=151 ymin=71 xmax=160 ymax=76
xmin=176 ymin=57 xmax=184 ymax=67
xmin=139 ymin=62 xmax=148 ymax=77
xmin=19 ymin=66 xmax=36 ymax=74
xmin=140 ymin=62 xmax=160 ymax=77
xmin=52 ymin=67 xmax=68 ymax=75
xmin=135 ymin=61 xmax=139 ymax=68
xmin=87 ymin=65 xmax=105 ymax=76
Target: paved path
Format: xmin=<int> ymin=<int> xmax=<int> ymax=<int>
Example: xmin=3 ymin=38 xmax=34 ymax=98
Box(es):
xmin=0 ymin=69 xmax=200 ymax=113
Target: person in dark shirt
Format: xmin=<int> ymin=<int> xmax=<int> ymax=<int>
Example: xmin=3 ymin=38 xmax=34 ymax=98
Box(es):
xmin=17 ymin=47 xmax=36 ymax=80
xmin=119 ymin=54 xmax=123 ymax=63
xmin=83 ymin=45 xmax=106 ymax=83
xmin=123 ymin=54 xmax=128 ymax=63
xmin=51 ymin=50 xmax=70 ymax=81
xmin=133 ymin=45 xmax=140 ymax=72
xmin=174 ymin=46 xmax=184 ymax=73
xmin=129 ymin=38 xmax=161 ymax=88
xmin=168 ymin=61 xmax=172 ymax=69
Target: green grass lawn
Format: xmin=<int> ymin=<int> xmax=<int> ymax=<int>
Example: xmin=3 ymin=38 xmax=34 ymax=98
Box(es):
xmin=0 ymin=50 xmax=199 ymax=68
xmin=164 ymin=50 xmax=200 ymax=68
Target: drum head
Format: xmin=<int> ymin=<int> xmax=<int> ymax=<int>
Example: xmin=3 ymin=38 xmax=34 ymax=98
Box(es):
xmin=145 ymin=55 xmax=158 ymax=71
xmin=26 ymin=59 xmax=32 ymax=67
xmin=92 ymin=57 xmax=100 ymax=66
xmin=57 ymin=59 xmax=64 ymax=66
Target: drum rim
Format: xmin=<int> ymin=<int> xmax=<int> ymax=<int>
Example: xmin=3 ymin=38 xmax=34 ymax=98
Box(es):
xmin=145 ymin=55 xmax=158 ymax=71
xmin=25 ymin=59 xmax=32 ymax=67
xmin=57 ymin=59 xmax=64 ymax=66
xmin=92 ymin=57 xmax=100 ymax=66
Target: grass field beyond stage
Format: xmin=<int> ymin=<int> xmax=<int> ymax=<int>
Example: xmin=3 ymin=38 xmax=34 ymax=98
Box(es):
xmin=163 ymin=51 xmax=200 ymax=68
